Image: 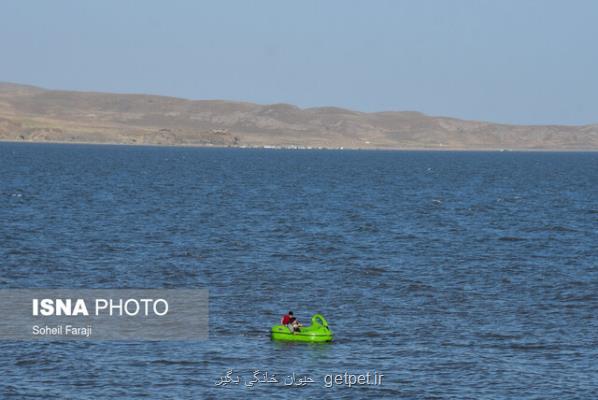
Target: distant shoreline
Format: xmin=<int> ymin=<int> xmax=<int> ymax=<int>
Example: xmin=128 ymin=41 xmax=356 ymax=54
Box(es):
xmin=2 ymin=139 xmax=597 ymax=152
xmin=2 ymin=82 xmax=597 ymax=151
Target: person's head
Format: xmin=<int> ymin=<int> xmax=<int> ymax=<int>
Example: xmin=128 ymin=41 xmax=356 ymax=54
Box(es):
xmin=288 ymin=311 xmax=293 ymax=316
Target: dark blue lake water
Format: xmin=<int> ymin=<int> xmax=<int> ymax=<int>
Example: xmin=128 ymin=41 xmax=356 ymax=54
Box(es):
xmin=0 ymin=143 xmax=597 ymax=399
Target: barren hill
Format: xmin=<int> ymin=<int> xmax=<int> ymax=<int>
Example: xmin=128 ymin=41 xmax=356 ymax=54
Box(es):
xmin=1 ymin=82 xmax=597 ymax=149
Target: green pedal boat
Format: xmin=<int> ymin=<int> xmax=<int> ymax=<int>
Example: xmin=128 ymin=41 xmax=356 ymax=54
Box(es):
xmin=271 ymin=313 xmax=333 ymax=343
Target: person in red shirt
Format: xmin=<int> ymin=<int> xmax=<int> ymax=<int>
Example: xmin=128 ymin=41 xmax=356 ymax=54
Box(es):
xmin=281 ymin=311 xmax=302 ymax=333
xmin=281 ymin=311 xmax=294 ymax=326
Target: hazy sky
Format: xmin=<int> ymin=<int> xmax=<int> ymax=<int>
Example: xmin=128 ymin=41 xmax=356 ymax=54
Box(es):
xmin=1 ymin=0 xmax=597 ymax=125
